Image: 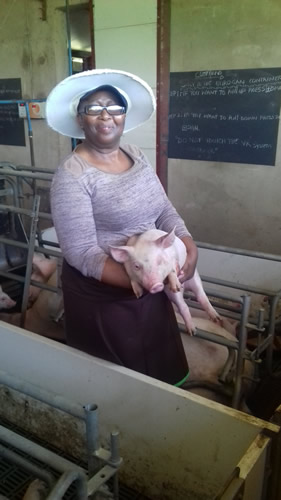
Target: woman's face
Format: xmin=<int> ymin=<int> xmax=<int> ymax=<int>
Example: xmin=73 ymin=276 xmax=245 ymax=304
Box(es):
xmin=77 ymin=90 xmax=126 ymax=149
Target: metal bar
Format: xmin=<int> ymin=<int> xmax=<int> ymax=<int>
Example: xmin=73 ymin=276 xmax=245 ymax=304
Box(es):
xmin=46 ymin=470 xmax=88 ymax=500
xmin=110 ymin=432 xmax=121 ymax=500
xmin=65 ymin=0 xmax=72 ymax=76
xmin=184 ymin=300 xmax=242 ymax=323
xmin=0 ymin=425 xmax=86 ymax=476
xmin=156 ymin=0 xmax=171 ymax=192
xmin=0 ymin=237 xmax=61 ymax=258
xmin=0 ymin=443 xmax=54 ymax=486
xmin=191 ymin=327 xmax=239 ymax=350
xmin=219 ymin=349 xmax=236 ymax=384
xmin=202 ymin=288 xmax=243 ymax=304
xmin=0 ymin=369 xmax=84 ymax=420
xmin=197 ymin=240 xmax=281 ymax=263
xmin=40 ymin=239 xmax=60 ymax=248
xmin=266 ymin=295 xmax=280 ymax=374
xmin=84 ymin=403 xmax=99 ymax=477
xmin=16 ymin=165 xmax=55 ymax=174
xmin=201 ymin=274 xmax=280 ymax=297
xmin=25 ymin=102 xmax=35 ymax=168
xmin=109 ymin=431 xmax=122 ymax=467
xmin=0 ymin=177 xmax=19 ymax=208
xmin=20 ymin=195 xmax=40 ymax=327
xmin=0 ymin=189 xmax=14 ymax=197
xmin=232 ymin=295 xmax=251 ymax=409
xmin=0 ymin=99 xmax=46 ymax=104
xmin=33 ymin=246 xmax=61 ymax=258
xmin=0 ymin=169 xmax=53 ymax=181
xmin=88 ymin=0 xmax=96 ymax=69
xmin=0 ymin=271 xmax=58 ymax=294
xmin=249 ymin=335 xmax=274 ymax=361
xmin=0 ymin=204 xmax=52 ymax=220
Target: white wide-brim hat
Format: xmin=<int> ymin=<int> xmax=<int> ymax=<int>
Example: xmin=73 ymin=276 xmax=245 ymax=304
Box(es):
xmin=46 ymin=68 xmax=156 ymax=139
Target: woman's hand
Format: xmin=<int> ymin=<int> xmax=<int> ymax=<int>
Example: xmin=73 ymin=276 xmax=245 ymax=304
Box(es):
xmin=101 ymin=256 xmax=132 ymax=288
xmin=178 ymin=236 xmax=198 ymax=283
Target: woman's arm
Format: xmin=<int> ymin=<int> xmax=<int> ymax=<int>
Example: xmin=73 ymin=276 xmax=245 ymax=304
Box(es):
xmin=51 ymin=167 xmax=131 ymax=288
xmin=178 ymin=235 xmax=198 ymax=282
xmin=101 ymin=257 xmax=131 ymax=288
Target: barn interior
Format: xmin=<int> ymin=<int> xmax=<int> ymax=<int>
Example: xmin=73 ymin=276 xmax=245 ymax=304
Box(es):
xmin=0 ymin=1 xmax=281 ymax=499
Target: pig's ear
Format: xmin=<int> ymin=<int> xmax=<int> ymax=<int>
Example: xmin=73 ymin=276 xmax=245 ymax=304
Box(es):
xmin=109 ymin=245 xmax=133 ymax=263
xmin=155 ymin=227 xmax=176 ymax=249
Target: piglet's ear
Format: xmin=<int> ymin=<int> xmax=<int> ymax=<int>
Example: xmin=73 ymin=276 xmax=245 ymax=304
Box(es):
xmin=155 ymin=227 xmax=176 ymax=249
xmin=109 ymin=245 xmax=133 ymax=263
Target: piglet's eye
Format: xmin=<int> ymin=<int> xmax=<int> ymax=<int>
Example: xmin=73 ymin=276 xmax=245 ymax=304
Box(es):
xmin=134 ymin=263 xmax=141 ymax=271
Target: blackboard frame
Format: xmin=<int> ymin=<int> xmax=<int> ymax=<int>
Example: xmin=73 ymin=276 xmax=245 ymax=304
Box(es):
xmin=168 ymin=68 xmax=281 ymax=166
xmin=0 ymin=78 xmax=25 ymax=147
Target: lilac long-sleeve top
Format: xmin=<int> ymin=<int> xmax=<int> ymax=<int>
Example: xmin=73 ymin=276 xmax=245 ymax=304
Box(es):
xmin=50 ymin=143 xmax=191 ymax=280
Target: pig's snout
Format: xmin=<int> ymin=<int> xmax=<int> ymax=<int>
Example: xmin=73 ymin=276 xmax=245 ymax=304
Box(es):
xmin=150 ymin=283 xmax=164 ymax=294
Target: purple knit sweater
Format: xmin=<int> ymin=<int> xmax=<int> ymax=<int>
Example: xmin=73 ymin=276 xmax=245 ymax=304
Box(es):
xmin=50 ymin=144 xmax=191 ymax=279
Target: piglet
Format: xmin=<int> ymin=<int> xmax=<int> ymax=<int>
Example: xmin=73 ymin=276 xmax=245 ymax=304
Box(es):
xmin=22 ymin=479 xmax=47 ymax=500
xmin=0 ymin=285 xmax=16 ymax=310
xmin=110 ymin=229 xmax=220 ymax=335
xmin=28 ymin=253 xmax=57 ymax=308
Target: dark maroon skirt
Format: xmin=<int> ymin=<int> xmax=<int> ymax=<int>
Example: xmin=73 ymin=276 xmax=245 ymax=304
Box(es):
xmin=61 ymin=259 xmax=189 ymax=386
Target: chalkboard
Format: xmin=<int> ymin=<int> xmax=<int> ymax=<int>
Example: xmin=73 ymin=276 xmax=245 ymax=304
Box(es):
xmin=168 ymin=68 xmax=281 ymax=166
xmin=0 ymin=79 xmax=25 ymax=146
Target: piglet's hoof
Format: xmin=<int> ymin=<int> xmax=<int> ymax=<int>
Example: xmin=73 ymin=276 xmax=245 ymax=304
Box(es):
xmin=186 ymin=324 xmax=195 ymax=336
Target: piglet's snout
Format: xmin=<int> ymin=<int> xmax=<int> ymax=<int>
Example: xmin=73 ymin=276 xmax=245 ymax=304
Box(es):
xmin=149 ymin=283 xmax=164 ymax=294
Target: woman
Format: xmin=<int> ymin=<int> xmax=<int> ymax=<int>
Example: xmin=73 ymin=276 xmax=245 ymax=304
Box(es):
xmin=46 ymin=69 xmax=198 ymax=386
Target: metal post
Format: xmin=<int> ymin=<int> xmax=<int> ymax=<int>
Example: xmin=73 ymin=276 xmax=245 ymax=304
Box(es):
xmin=266 ymin=294 xmax=280 ymax=375
xmin=20 ymin=194 xmax=40 ymax=327
xmin=110 ymin=431 xmax=121 ymax=500
xmin=232 ymin=294 xmax=251 ymax=409
xmin=84 ymin=403 xmax=99 ymax=477
xmin=24 ymin=102 xmax=35 ymax=170
xmin=156 ymin=0 xmax=171 ymax=192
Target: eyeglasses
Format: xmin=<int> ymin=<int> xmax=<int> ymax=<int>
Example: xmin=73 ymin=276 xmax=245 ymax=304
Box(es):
xmin=80 ymin=105 xmax=126 ymax=116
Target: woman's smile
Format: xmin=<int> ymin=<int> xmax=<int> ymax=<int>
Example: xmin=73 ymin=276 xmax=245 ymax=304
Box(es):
xmin=79 ymin=90 xmax=126 ymax=148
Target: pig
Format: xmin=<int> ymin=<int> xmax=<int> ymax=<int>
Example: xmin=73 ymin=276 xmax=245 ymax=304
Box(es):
xmin=0 ymin=285 xmax=16 ymax=310
xmin=110 ymin=228 xmax=221 ymax=334
xmin=28 ymin=253 xmax=58 ymax=308
xmin=179 ymin=316 xmax=254 ymax=411
xmin=0 ymin=268 xmax=65 ymax=342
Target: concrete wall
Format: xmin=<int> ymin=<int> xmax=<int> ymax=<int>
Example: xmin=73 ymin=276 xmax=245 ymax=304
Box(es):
xmin=0 ymin=0 xmax=83 ymax=170
xmin=168 ymin=0 xmax=281 ymax=254
xmin=93 ymin=0 xmax=157 ymax=168
xmin=1 ymin=0 xmax=281 ymax=255
xmin=0 ymin=0 xmax=156 ymax=169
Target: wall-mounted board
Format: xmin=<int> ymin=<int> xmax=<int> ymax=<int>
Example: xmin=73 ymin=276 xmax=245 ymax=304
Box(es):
xmin=168 ymin=68 xmax=281 ymax=166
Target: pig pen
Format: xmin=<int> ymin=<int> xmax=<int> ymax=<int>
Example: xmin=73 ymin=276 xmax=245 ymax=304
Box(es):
xmin=0 ymin=321 xmax=281 ymax=500
xmin=0 ymin=166 xmax=280 ymax=412
xmin=196 ymin=242 xmax=281 ymax=366
xmin=176 ymin=242 xmax=281 ymax=408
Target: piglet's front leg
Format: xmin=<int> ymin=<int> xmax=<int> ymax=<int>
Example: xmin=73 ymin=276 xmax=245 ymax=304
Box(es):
xmin=164 ymin=286 xmax=195 ymax=335
xmin=131 ymin=280 xmax=144 ymax=298
xmin=167 ymin=269 xmax=182 ymax=293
